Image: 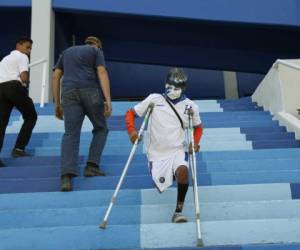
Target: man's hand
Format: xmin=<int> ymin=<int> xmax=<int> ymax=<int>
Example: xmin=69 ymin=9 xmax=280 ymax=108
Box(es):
xmin=55 ymin=105 xmax=64 ymax=120
xmin=104 ymin=101 xmax=112 ymax=118
xmin=189 ymin=143 xmax=200 ymax=154
xmin=129 ymin=130 xmax=139 ymax=144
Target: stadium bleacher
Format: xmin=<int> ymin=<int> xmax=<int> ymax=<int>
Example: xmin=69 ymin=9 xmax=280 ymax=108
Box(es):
xmin=1 ymin=98 xmax=300 ymax=249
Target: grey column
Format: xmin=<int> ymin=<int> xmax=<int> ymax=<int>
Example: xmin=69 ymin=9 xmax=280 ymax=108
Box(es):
xmin=223 ymin=71 xmax=239 ymax=99
xmin=30 ymin=0 xmax=55 ymax=103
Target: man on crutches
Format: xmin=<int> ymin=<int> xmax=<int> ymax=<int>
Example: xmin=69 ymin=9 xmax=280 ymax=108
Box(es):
xmin=125 ymin=68 xmax=203 ymax=223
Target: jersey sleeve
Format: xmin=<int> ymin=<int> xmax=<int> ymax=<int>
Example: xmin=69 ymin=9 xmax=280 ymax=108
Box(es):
xmin=125 ymin=109 xmax=136 ymax=134
xmin=95 ymin=49 xmax=106 ymax=67
xmin=18 ymin=54 xmax=29 ymax=73
xmin=134 ymin=94 xmax=155 ymax=117
xmin=191 ymin=102 xmax=201 ymax=127
xmin=194 ymin=126 xmax=203 ymax=144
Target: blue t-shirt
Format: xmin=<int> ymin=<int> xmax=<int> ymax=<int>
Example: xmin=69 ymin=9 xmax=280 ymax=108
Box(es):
xmin=54 ymin=45 xmax=105 ymax=92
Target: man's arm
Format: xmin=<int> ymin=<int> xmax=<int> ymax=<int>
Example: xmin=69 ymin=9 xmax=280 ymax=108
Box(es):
xmin=20 ymin=71 xmax=29 ymax=86
xmin=125 ymin=109 xmax=139 ymax=143
xmin=52 ymin=68 xmax=64 ymax=120
xmin=97 ymin=66 xmax=112 ymax=118
xmin=18 ymin=54 xmax=29 ymax=86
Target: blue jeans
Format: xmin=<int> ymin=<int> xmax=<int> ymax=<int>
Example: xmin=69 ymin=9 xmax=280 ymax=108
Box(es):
xmin=60 ymin=88 xmax=108 ymax=176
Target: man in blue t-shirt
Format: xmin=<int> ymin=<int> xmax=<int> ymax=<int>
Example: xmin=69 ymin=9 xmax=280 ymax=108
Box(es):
xmin=52 ymin=36 xmax=112 ymax=191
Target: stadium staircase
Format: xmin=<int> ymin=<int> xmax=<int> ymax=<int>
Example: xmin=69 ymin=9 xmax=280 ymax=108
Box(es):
xmin=1 ymin=97 xmax=300 ymax=249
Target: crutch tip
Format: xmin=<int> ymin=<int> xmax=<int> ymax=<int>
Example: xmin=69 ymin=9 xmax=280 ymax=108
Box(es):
xmin=99 ymin=221 xmax=107 ymax=229
xmin=197 ymin=238 xmax=204 ymax=247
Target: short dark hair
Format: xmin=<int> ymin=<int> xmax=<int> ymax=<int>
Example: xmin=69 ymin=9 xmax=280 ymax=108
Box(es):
xmin=16 ymin=37 xmax=33 ymax=45
xmin=85 ymin=36 xmax=102 ymax=48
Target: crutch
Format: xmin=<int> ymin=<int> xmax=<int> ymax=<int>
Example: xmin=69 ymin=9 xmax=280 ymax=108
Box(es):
xmin=100 ymin=103 xmax=154 ymax=229
xmin=187 ymin=107 xmax=203 ymax=247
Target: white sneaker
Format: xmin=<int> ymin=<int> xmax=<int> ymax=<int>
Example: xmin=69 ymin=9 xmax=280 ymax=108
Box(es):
xmin=172 ymin=212 xmax=188 ymax=223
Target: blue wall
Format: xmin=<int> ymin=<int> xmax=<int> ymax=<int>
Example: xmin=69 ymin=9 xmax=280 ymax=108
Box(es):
xmin=1 ymin=0 xmax=297 ymax=99
xmin=0 ymin=0 xmax=31 ymax=8
xmin=52 ymin=0 xmax=298 ymax=27
xmin=54 ymin=9 xmax=298 ymax=98
xmin=237 ymin=73 xmax=265 ymax=97
xmin=0 ymin=9 xmax=31 ymax=59
xmin=106 ymin=62 xmax=225 ymax=99
xmin=55 ymin=11 xmax=300 ymax=74
xmin=0 ymin=1 xmax=31 ymax=58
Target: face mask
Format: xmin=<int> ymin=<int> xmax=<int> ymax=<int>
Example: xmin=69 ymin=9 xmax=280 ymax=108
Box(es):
xmin=165 ymin=84 xmax=182 ymax=100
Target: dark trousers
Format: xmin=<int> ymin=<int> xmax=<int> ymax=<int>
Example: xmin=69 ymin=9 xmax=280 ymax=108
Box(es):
xmin=0 ymin=81 xmax=37 ymax=152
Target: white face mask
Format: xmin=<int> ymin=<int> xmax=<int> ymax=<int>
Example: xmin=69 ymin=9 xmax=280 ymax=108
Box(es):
xmin=165 ymin=84 xmax=182 ymax=100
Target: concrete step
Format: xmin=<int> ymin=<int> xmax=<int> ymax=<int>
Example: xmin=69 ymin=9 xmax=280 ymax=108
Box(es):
xmin=2 ymin=148 xmax=300 ymax=167
xmin=1 ymin=171 xmax=300 ymax=193
xmin=2 ymin=158 xmax=300 ymax=178
xmin=1 ymin=219 xmax=300 ymax=249
xmin=0 ymin=184 xmax=295 ymax=210
xmin=1 ymin=200 xmax=300 ymax=229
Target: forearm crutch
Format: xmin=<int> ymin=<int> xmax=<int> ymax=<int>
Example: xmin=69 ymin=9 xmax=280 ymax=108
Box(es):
xmin=100 ymin=103 xmax=154 ymax=229
xmin=187 ymin=108 xmax=203 ymax=247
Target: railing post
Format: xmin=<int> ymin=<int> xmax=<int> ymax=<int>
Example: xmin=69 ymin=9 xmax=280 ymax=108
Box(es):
xmin=40 ymin=61 xmax=48 ymax=108
xmin=29 ymin=58 xmax=48 ymax=108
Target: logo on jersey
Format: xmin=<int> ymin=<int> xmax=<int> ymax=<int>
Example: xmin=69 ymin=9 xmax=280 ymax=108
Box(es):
xmin=159 ymin=177 xmax=165 ymax=183
xmin=184 ymin=105 xmax=192 ymax=115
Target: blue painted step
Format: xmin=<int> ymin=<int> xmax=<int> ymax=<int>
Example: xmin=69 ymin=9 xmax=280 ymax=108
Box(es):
xmin=222 ymin=107 xmax=263 ymax=111
xmin=252 ymin=140 xmax=300 ymax=149
xmin=201 ymin=111 xmax=270 ymax=117
xmin=2 ymin=148 xmax=300 ymax=167
xmin=1 ymin=170 xmax=300 ymax=193
xmin=2 ymin=158 xmax=300 ymax=178
xmin=245 ymin=132 xmax=295 ymax=140
xmin=136 ymin=244 xmax=300 ymax=250
xmin=241 ymin=127 xmax=286 ymax=133
xmin=0 ymin=224 xmax=141 ymax=250
xmin=1 ymin=219 xmax=300 ymax=249
xmin=1 ymin=200 xmax=300 ymax=229
xmin=3 ymin=127 xmax=286 ymax=142
xmin=201 ymin=148 xmax=300 ymax=161
xmin=0 ymin=184 xmax=295 ymax=210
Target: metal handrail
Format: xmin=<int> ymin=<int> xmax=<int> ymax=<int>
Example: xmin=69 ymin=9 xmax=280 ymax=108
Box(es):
xmin=29 ymin=58 xmax=47 ymax=68
xmin=29 ymin=58 xmax=48 ymax=108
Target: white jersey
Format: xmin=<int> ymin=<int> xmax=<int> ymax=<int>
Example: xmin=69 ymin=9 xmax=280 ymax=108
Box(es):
xmin=134 ymin=94 xmax=201 ymax=161
xmin=0 ymin=50 xmax=29 ymax=84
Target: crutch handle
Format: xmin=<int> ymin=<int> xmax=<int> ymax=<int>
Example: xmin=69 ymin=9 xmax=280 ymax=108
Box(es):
xmin=186 ymin=105 xmax=194 ymax=116
xmin=134 ymin=103 xmax=154 ymax=145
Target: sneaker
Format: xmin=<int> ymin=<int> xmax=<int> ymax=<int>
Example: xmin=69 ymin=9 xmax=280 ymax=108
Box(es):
xmin=11 ymin=148 xmax=31 ymax=158
xmin=0 ymin=159 xmax=6 ymax=167
xmin=84 ymin=162 xmax=105 ymax=177
xmin=61 ymin=174 xmax=73 ymax=192
xmin=172 ymin=213 xmax=188 ymax=223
